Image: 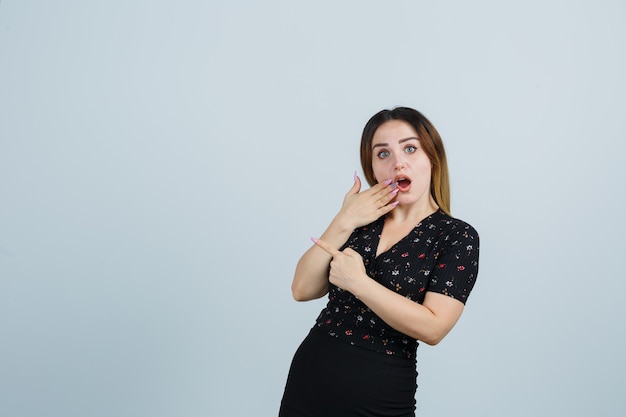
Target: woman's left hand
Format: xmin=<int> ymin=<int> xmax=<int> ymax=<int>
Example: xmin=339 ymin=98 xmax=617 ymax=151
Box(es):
xmin=312 ymin=238 xmax=465 ymax=345
xmin=312 ymin=237 xmax=368 ymax=295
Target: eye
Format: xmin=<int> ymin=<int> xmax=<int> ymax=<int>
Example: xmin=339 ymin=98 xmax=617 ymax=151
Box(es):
xmin=405 ymin=145 xmax=417 ymax=154
xmin=377 ymin=150 xmax=390 ymax=159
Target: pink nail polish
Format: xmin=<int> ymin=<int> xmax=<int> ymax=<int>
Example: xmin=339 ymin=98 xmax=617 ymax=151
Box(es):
xmin=390 ymin=188 xmax=399 ymax=195
xmin=311 ymin=237 xmax=319 ymax=244
xmin=384 ymin=179 xmax=393 ymax=185
xmin=354 ymin=171 xmax=358 ymax=182
xmin=390 ymin=201 xmax=399 ymax=207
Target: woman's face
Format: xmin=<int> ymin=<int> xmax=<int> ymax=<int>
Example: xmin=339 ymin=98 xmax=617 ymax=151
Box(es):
xmin=371 ymin=120 xmax=433 ymax=207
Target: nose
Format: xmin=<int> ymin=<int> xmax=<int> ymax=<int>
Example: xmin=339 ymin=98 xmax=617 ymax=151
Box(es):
xmin=393 ymin=155 xmax=406 ymax=171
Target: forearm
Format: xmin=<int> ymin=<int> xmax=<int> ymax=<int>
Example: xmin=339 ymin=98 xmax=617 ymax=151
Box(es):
xmin=292 ymin=177 xmax=398 ymax=301
xmin=353 ymin=278 xmax=463 ymax=345
xmin=291 ymin=216 xmax=355 ymax=301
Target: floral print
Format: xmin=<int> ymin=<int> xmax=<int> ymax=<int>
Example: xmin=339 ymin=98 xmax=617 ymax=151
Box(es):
xmin=315 ymin=209 xmax=479 ymax=359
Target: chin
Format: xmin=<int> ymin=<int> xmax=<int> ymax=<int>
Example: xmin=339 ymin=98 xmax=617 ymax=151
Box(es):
xmin=396 ymin=191 xmax=428 ymax=207
xmin=395 ymin=196 xmax=416 ymax=206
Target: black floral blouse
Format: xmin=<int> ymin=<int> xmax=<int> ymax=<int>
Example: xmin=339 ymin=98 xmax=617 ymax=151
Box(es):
xmin=315 ymin=209 xmax=479 ymax=359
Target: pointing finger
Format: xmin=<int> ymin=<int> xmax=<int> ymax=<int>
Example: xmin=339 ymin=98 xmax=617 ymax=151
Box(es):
xmin=342 ymin=247 xmax=361 ymax=258
xmin=311 ymin=237 xmax=341 ymax=257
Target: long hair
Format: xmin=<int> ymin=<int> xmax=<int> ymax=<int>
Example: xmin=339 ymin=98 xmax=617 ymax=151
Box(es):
xmin=360 ymin=107 xmax=451 ymax=214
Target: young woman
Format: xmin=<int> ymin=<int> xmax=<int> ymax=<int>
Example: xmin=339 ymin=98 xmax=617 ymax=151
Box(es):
xmin=279 ymin=107 xmax=480 ymax=417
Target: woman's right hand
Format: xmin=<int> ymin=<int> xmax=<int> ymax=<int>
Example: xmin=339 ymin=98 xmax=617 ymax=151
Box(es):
xmin=290 ymin=173 xmax=398 ymax=301
xmin=335 ymin=174 xmax=399 ymax=231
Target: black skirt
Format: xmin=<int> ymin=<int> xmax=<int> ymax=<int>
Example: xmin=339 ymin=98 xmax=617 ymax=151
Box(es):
xmin=279 ymin=326 xmax=418 ymax=417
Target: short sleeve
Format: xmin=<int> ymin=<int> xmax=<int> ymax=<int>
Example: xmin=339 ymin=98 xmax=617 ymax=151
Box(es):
xmin=428 ymin=222 xmax=479 ymax=304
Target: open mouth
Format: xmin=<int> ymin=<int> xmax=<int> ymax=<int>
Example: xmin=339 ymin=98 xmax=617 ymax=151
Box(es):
xmin=394 ymin=176 xmax=412 ymax=192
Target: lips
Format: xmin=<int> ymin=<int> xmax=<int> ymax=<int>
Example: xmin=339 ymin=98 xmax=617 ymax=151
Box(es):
xmin=394 ymin=175 xmax=412 ymax=192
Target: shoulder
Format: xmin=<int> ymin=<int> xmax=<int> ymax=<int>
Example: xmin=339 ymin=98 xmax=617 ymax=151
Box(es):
xmin=428 ymin=211 xmax=480 ymax=303
xmin=429 ymin=210 xmax=480 ymax=252
xmin=434 ymin=210 xmax=479 ymax=239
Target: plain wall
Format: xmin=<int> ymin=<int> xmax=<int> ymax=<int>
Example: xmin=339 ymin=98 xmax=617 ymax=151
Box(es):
xmin=1 ymin=1 xmax=625 ymax=416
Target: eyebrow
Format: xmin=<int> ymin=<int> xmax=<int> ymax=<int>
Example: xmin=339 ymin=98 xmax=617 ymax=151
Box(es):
xmin=372 ymin=137 xmax=419 ymax=150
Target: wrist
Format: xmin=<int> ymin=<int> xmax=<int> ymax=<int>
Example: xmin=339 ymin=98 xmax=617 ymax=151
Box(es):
xmin=330 ymin=213 xmax=357 ymax=235
xmin=351 ymin=271 xmax=375 ymax=300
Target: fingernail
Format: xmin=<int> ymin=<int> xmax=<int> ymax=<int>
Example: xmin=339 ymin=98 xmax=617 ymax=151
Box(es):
xmin=391 ymin=201 xmax=399 ymax=207
xmin=384 ymin=179 xmax=393 ymax=185
xmin=390 ymin=188 xmax=399 ymax=195
xmin=390 ymin=182 xmax=398 ymax=189
xmin=353 ymin=171 xmax=358 ymax=182
xmin=311 ymin=237 xmax=319 ymax=244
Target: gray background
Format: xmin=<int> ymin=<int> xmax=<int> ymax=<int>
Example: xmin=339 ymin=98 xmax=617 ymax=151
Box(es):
xmin=1 ymin=1 xmax=625 ymax=416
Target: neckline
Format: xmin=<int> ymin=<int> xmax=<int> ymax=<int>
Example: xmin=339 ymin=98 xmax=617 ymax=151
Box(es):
xmin=374 ymin=209 xmax=442 ymax=259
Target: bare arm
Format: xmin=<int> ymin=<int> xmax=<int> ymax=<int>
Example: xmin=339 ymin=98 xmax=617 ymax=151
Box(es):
xmin=312 ymin=239 xmax=465 ymax=345
xmin=291 ymin=215 xmax=354 ymax=301
xmin=291 ymin=175 xmax=399 ymax=301
xmin=354 ymin=279 xmax=464 ymax=345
